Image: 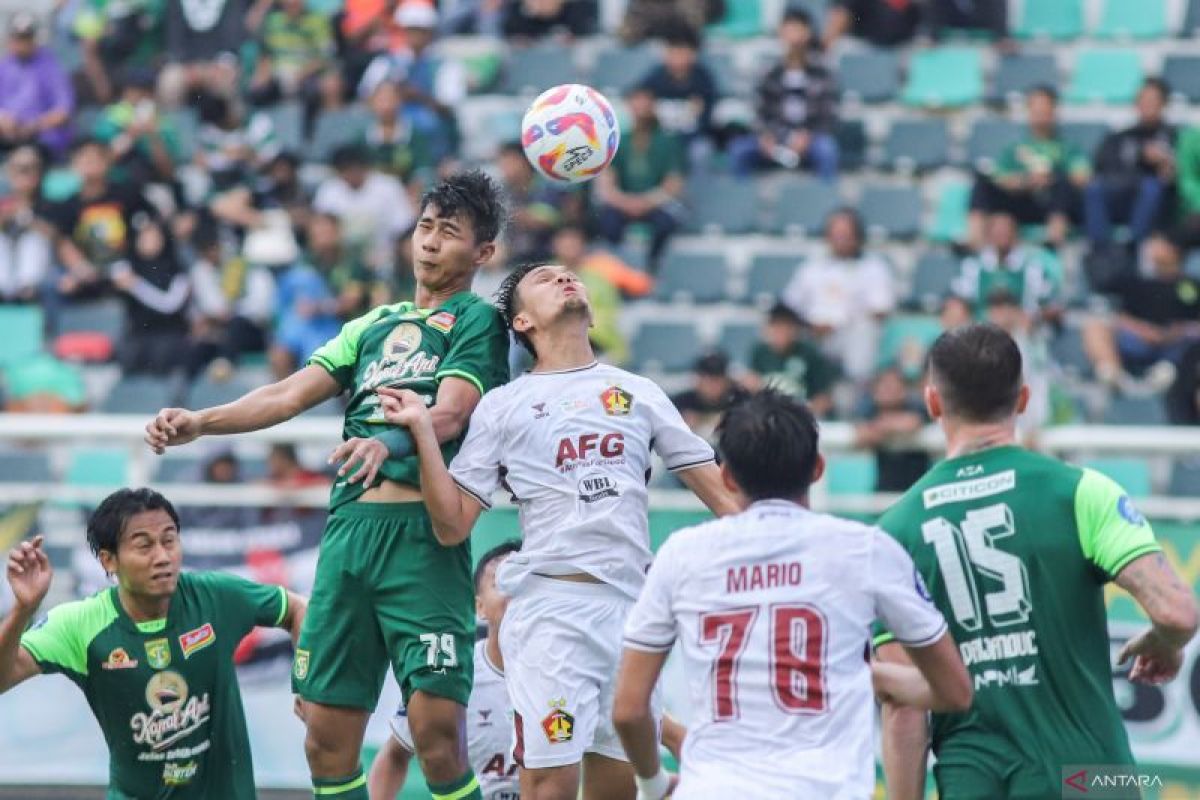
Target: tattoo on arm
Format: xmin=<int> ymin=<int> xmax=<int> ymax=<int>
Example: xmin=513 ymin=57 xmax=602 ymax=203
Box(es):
xmin=1116 ymin=553 xmax=1194 ymax=630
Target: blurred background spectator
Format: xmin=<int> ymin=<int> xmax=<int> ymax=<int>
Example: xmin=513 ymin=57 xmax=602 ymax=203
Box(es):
xmin=620 ymin=0 xmax=718 ymax=44
xmin=744 ymin=302 xmax=838 ymax=418
xmin=636 ymin=24 xmax=717 ymax=159
xmin=313 ymin=143 xmax=414 ymax=271
xmin=954 ymin=211 xmax=1063 ymax=324
xmin=852 ymin=366 xmax=929 ymax=493
xmin=670 ymin=349 xmax=743 ymax=444
xmin=823 ymin=0 xmax=919 ymax=49
xmin=0 ymin=147 xmax=51 ymax=304
xmin=0 ymin=14 xmax=74 ymax=159
xmin=504 ymin=0 xmax=596 ymax=41
xmin=552 ymin=224 xmax=627 ymax=365
xmin=497 ymin=141 xmax=583 ymax=264
xmin=249 ymin=0 xmax=342 ymax=117
xmin=93 ymin=68 xmax=180 ymax=187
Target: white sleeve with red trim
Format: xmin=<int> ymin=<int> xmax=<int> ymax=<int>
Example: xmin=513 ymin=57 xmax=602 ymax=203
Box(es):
xmin=623 ymin=535 xmax=682 ymax=652
xmin=871 ymin=529 xmax=948 ymax=648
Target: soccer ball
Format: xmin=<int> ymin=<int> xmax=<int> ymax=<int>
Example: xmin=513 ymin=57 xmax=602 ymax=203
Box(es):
xmin=520 ymin=84 xmax=620 ymax=184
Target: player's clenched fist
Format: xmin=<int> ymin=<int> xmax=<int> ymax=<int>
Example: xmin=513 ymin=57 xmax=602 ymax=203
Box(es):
xmin=6 ymin=535 xmax=51 ymax=612
xmin=144 ymin=408 xmax=203 ymax=454
xmin=377 ymin=387 xmax=432 ymax=431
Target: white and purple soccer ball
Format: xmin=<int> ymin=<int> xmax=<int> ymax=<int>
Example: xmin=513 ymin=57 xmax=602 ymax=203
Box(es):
xmin=520 ymin=84 xmax=621 ymax=184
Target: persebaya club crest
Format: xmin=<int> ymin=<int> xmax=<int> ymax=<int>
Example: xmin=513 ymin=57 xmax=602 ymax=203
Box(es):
xmin=145 ymin=638 xmax=171 ymax=670
xmin=294 ymin=650 xmax=310 ymax=681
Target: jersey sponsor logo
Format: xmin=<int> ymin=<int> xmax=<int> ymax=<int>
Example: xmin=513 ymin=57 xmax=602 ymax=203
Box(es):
xmin=555 ymin=432 xmax=625 ymax=470
xmin=179 ymin=623 xmax=215 ymax=659
xmin=973 ymin=663 xmax=1038 ymax=689
xmin=955 ymin=464 xmax=985 ymax=478
xmin=102 ymin=647 xmax=139 ymax=670
xmin=578 ymin=472 xmax=620 ymax=503
xmin=600 ymin=386 xmax=633 ymax=416
xmin=958 ymin=630 xmax=1039 ymax=667
xmin=531 ymin=402 xmax=550 ymax=420
xmin=361 ymin=352 xmax=442 ymax=393
xmin=541 ymin=699 xmax=574 ymax=744
xmin=145 ymin=638 xmax=171 ymax=670
xmin=725 ymin=561 xmax=803 ymax=594
xmin=922 ymin=470 xmax=1016 ymax=509
xmin=427 ymin=311 xmax=456 ymax=332
xmin=133 ymin=671 xmax=212 ymax=751
xmin=383 ymin=323 xmax=424 ymax=362
xmin=559 ymin=398 xmax=589 ymax=414
xmin=294 ymin=649 xmax=310 ymax=681
xmin=162 ymin=760 xmax=198 ymax=786
xmin=1118 ymin=495 xmax=1146 ymax=526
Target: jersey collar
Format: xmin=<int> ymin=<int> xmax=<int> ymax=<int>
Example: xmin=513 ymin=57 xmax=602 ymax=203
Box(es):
xmin=528 ymin=361 xmax=600 ymax=376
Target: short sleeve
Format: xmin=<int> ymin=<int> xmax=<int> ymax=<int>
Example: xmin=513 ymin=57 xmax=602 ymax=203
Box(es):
xmin=20 ymin=602 xmax=92 ymax=681
xmin=448 ymin=391 xmax=505 ymax=509
xmin=870 ymin=530 xmax=948 ymax=648
xmin=624 ymin=537 xmax=680 ymax=652
xmin=388 ymin=707 xmax=416 ymax=752
xmin=645 ymin=384 xmax=715 ymax=472
xmin=1074 ymin=468 xmax=1161 ymax=579
xmin=308 ymin=305 xmax=389 ymax=389
xmin=436 ymin=301 xmax=509 ymax=397
xmin=200 ymin=572 xmax=289 ymax=631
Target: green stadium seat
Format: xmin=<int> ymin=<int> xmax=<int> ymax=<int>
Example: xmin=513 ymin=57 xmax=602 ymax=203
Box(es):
xmin=909 ymin=251 xmax=960 ymax=311
xmin=592 ymin=47 xmax=658 ymax=96
xmin=837 ymin=50 xmax=900 ymax=103
xmin=1162 ymin=56 xmax=1200 ymax=102
xmin=927 ymin=180 xmax=971 ymax=244
xmin=155 ymin=458 xmax=203 ymax=483
xmin=1081 ymin=457 xmax=1152 ymax=497
xmin=1066 ymin=49 xmax=1143 ymax=105
xmin=1168 ymin=458 xmax=1200 ymax=496
xmin=0 ymin=449 xmax=53 ymax=483
xmin=1060 ymin=121 xmax=1109 ymax=159
xmin=824 ymin=454 xmax=878 ymax=495
xmin=860 ymin=185 xmax=922 ymax=240
xmin=66 ymin=448 xmax=129 ymax=487
xmin=901 ymin=47 xmax=984 ymax=108
xmin=654 ymin=252 xmax=730 ymax=304
xmin=100 ymin=376 xmax=177 ymax=415
xmin=631 ymin=322 xmax=703 ymax=373
xmin=877 ymin=315 xmax=942 ymax=368
xmin=503 ymin=46 xmax=579 ymax=94
xmin=1015 ymin=0 xmax=1083 ymax=39
xmin=836 ymin=120 xmax=868 ymax=171
xmin=706 ymin=0 xmax=763 ymax=37
xmin=263 ymin=102 xmax=305 ymax=154
xmin=967 ymin=118 xmax=1023 ymax=170
xmin=1185 ymin=0 xmax=1200 ymax=35
xmin=720 ymin=321 xmax=762 ymax=366
xmin=0 ymin=306 xmax=43 ymax=367
xmin=308 ymin=106 xmax=372 ymax=162
xmin=881 ymin=119 xmax=949 ymax=172
xmin=746 ymin=254 xmax=801 ymax=305
xmin=686 ymin=176 xmax=758 ymax=234
xmin=1094 ymin=0 xmax=1166 ymax=39
xmin=1102 ymin=395 xmax=1168 ymax=426
xmin=771 ymin=178 xmax=839 ymax=235
xmin=56 ymin=299 xmax=125 ymax=338
xmin=991 ymin=54 xmax=1057 ymax=102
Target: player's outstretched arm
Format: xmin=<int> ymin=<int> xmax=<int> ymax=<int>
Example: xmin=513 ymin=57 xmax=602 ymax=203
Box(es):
xmin=676 ymin=464 xmax=740 ymax=517
xmin=0 ymin=537 xmax=50 ymax=694
xmin=613 ymin=649 xmax=676 ymax=800
xmin=1114 ymin=552 xmax=1199 ymax=684
xmin=145 ymin=366 xmax=341 ymax=454
xmin=874 ymin=642 xmax=933 ymax=800
xmin=279 ymin=591 xmax=308 ymax=648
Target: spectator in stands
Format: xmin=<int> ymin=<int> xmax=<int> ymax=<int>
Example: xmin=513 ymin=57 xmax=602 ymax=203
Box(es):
xmin=189 ymin=221 xmax=276 ymax=376
xmin=268 ymin=254 xmax=342 ymax=380
xmin=1085 ymin=78 xmax=1175 ymax=250
xmin=782 ymin=208 xmax=894 ymax=383
xmin=93 ymin=68 xmax=181 ymax=186
xmin=925 ymin=0 xmax=1007 ymax=42
xmin=74 ymin=0 xmax=165 ymax=104
xmin=503 ymin=0 xmax=597 ymax=41
xmin=305 ymin=212 xmax=389 ymax=321
xmin=0 ymin=14 xmax=74 ymax=160
xmin=340 ymin=0 xmax=406 ymax=91
xmin=0 ymin=147 xmax=51 ymax=304
xmin=729 ymin=7 xmax=838 ymax=182
xmin=954 ymin=211 xmax=1063 ymax=326
xmin=620 ymin=1 xmax=723 ymax=44
xmin=552 ymin=224 xmax=628 ymax=365
xmin=159 ymin=0 xmax=262 ymax=106
xmin=1083 ymin=232 xmax=1198 ymax=393
xmin=46 ymin=138 xmax=158 ymax=298
xmin=744 ymin=302 xmax=838 ymax=417
xmin=670 ymin=349 xmax=745 ymax=444
xmin=1 ymin=353 xmax=87 ymax=413
xmin=184 ymin=448 xmax=261 ymax=528
xmin=983 ymin=288 xmax=1053 ymax=440
xmin=441 ymin=0 xmax=504 ymax=37
xmin=112 ymin=212 xmax=193 ymax=376
xmin=853 ymin=366 xmax=930 ymax=493
xmin=358 ymin=3 xmax=465 ymax=168
xmin=595 ymin=85 xmax=686 ymax=274
xmin=248 ymin=0 xmax=338 ymax=111
xmin=265 ymin=443 xmax=328 ymax=488
xmin=498 ymin=142 xmax=582 ymax=264
xmin=823 ymin=0 xmax=919 ymax=49
xmin=195 ymin=93 xmax=281 ymax=194
xmin=1172 ymin=127 xmax=1200 ymax=248
xmin=313 ymin=143 xmax=415 ymax=271
xmin=968 ymin=86 xmax=1089 ymax=248
xmin=362 ymin=80 xmax=437 ymax=183
xmin=636 ymin=23 xmax=718 ymax=152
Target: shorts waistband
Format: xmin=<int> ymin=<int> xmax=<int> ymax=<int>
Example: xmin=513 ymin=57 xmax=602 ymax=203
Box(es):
xmin=523 ymin=573 xmax=628 ymax=599
xmin=332 ymin=501 xmax=428 ymax=520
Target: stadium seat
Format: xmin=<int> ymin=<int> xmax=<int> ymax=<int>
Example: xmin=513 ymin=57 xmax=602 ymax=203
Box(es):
xmin=100 ymin=376 xmax=177 ymax=415
xmin=1065 ymin=49 xmax=1143 ymax=105
xmin=1162 ymin=56 xmax=1200 ymax=102
xmin=1102 ymin=395 xmax=1168 ymax=426
xmin=308 ymin=106 xmax=372 ymax=162
xmin=706 ymin=0 xmax=763 ymax=37
xmin=720 ymin=321 xmax=761 ymax=366
xmin=1168 ymin=458 xmax=1200 ymax=496
xmin=502 ymin=46 xmax=579 ymax=94
xmin=685 ymin=176 xmax=758 ymax=234
xmin=56 ymin=299 xmax=125 ymax=338
xmin=1049 ymin=326 xmax=1091 ymax=377
xmin=927 ymin=180 xmax=971 ymax=244
xmin=307 ymin=396 xmax=346 ymax=417
xmin=701 ymin=52 xmax=741 ymax=97
xmin=966 ymin=118 xmax=1023 ymax=170
xmin=0 ymin=305 xmax=43 ymax=367
xmin=909 ymin=251 xmax=960 ymax=311
xmin=771 ymin=178 xmax=839 ymax=236
xmin=654 ymin=252 xmax=730 ymax=304
xmin=0 ymin=449 xmax=53 ymax=483
xmin=264 ymin=102 xmax=305 ymax=154
xmin=1081 ymin=457 xmax=1152 ymax=497
xmin=166 ymin=108 xmax=199 ymax=161
xmin=1060 ymin=121 xmax=1109 ymax=159
xmin=877 ymin=315 xmax=942 ymax=368
xmin=1184 ymin=0 xmax=1200 ymax=36
xmin=881 ymin=119 xmax=950 ymax=172
xmin=746 ymin=254 xmax=801 ymax=305
xmin=824 ymin=454 xmax=877 ymax=495
xmin=66 ymin=448 xmax=129 ymax=487
xmin=901 ymin=47 xmax=984 ymax=108
xmin=187 ymin=376 xmax=258 ymax=410
xmin=592 ymin=47 xmax=659 ymax=96
xmin=860 ymin=185 xmax=922 ymax=240
xmin=991 ymin=54 xmax=1057 ymax=102
xmin=837 ymin=50 xmax=900 ymax=103
xmin=835 ymin=120 xmax=868 ymax=171
xmin=631 ymin=322 xmax=703 ymax=373
xmin=1014 ymin=0 xmax=1083 ymax=39
xmin=155 ymin=458 xmax=203 ymax=483
xmin=1094 ymin=0 xmax=1166 ymax=39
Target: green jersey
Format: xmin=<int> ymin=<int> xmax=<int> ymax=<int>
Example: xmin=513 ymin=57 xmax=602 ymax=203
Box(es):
xmin=875 ymin=446 xmax=1160 ymax=770
xmin=19 ymin=572 xmax=287 ymax=800
xmin=307 ymin=292 xmax=509 ymax=509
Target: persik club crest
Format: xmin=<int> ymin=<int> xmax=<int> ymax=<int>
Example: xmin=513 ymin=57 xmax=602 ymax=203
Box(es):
xmin=145 ymin=638 xmax=171 ymax=670
xmin=600 ymin=386 xmax=633 ymax=417
xmin=102 ymin=647 xmax=139 ymax=670
xmin=542 ymin=699 xmax=575 ymax=744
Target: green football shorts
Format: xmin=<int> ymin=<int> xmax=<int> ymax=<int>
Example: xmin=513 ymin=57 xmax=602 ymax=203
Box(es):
xmin=292 ymin=502 xmax=474 ymax=709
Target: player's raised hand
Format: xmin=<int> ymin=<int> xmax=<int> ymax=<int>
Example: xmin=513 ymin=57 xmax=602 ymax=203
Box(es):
xmin=1118 ymin=629 xmax=1185 ymax=685
xmin=377 ymin=388 xmax=432 ymax=431
xmin=328 ymin=437 xmax=388 ymax=486
xmin=144 ymin=408 xmax=203 ymax=454
xmin=6 ymin=536 xmax=51 ymax=612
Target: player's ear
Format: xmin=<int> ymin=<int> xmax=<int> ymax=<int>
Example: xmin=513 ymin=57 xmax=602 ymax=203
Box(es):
xmin=924 ymin=383 xmax=941 ymax=420
xmin=809 ymin=453 xmax=826 ymax=486
xmin=474 ymin=241 xmax=496 ymax=268
xmin=1015 ymin=384 xmax=1030 ymax=415
xmin=98 ymin=549 xmax=118 ymax=579
xmin=720 ymin=462 xmax=740 ymax=496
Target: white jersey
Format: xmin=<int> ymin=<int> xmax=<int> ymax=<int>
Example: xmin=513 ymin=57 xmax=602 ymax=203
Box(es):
xmin=623 ymin=500 xmax=948 ymax=799
xmin=451 ymin=362 xmax=715 ymax=599
xmin=391 ymin=641 xmax=518 ymax=799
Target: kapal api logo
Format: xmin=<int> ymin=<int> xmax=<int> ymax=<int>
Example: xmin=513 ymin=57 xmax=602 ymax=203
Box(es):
xmin=133 ymin=670 xmax=211 ymax=751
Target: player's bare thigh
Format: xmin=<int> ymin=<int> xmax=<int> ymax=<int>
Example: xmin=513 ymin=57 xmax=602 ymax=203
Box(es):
xmin=300 ymin=701 xmax=370 ymax=777
xmin=518 ymin=755 xmax=634 ymax=800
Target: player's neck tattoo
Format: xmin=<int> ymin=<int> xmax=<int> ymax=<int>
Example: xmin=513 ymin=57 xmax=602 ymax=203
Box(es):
xmin=953 ymin=433 xmax=1014 ymax=458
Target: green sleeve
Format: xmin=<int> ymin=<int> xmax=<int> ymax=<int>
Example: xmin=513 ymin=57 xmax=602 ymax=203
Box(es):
xmin=993 ymin=142 xmax=1023 ymax=178
xmin=807 ymin=348 xmax=839 ymax=396
xmin=436 ymin=302 xmax=509 ymax=397
xmin=1178 ymin=128 xmax=1200 ymax=215
xmin=197 ymin=572 xmax=289 ymax=631
xmin=1074 ymin=468 xmax=1162 ymax=579
xmin=307 ymin=305 xmax=391 ymax=390
xmin=748 ymin=343 xmax=772 ymax=375
xmin=19 ymin=592 xmax=117 ymax=682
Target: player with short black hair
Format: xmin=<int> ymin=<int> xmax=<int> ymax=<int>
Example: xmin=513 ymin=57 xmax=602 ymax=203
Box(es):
xmin=876 ymin=323 xmax=1198 ymax=800
xmin=714 ymin=388 xmax=820 ymax=500
xmin=145 ymin=171 xmax=512 ymax=800
xmin=0 ymin=488 xmax=306 ymax=799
